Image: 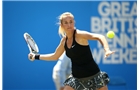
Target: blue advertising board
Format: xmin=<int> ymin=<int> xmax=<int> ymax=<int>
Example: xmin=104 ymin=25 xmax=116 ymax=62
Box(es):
xmin=3 ymin=1 xmax=137 ymax=90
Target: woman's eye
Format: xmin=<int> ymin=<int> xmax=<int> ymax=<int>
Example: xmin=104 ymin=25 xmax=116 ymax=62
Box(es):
xmin=70 ymin=21 xmax=73 ymax=23
xmin=64 ymin=22 xmax=68 ymax=24
xmin=64 ymin=20 xmax=73 ymax=24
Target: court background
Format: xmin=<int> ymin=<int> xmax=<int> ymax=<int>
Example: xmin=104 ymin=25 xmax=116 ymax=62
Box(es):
xmin=3 ymin=1 xmax=137 ymax=90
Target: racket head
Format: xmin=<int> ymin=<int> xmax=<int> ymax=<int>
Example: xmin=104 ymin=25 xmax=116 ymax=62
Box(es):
xmin=23 ymin=32 xmax=39 ymax=54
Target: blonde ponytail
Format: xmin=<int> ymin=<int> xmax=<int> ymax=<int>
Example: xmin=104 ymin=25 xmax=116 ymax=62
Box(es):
xmin=58 ymin=25 xmax=65 ymax=37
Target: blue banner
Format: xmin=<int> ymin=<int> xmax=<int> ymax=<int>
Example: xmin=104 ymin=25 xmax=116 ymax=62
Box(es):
xmin=3 ymin=1 xmax=137 ymax=90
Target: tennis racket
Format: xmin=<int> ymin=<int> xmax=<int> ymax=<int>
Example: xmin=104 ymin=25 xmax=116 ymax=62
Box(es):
xmin=23 ymin=32 xmax=39 ymax=55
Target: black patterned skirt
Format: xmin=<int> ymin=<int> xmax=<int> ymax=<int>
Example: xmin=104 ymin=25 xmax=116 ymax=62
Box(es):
xmin=63 ymin=71 xmax=110 ymax=90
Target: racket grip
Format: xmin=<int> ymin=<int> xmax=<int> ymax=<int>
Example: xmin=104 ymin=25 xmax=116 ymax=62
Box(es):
xmin=30 ymin=55 xmax=33 ymax=59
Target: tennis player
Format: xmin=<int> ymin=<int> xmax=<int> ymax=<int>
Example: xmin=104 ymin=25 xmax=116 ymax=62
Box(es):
xmin=28 ymin=12 xmax=115 ymax=90
xmin=53 ymin=52 xmax=71 ymax=90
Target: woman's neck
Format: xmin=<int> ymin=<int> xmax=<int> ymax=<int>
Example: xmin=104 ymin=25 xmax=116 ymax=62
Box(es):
xmin=66 ymin=30 xmax=74 ymax=39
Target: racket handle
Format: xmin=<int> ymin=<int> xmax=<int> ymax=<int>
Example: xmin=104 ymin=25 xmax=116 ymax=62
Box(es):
xmin=29 ymin=52 xmax=35 ymax=60
xmin=30 ymin=55 xmax=33 ymax=59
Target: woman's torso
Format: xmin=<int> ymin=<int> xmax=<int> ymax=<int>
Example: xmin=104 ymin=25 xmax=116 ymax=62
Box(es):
xmin=64 ymin=29 xmax=100 ymax=78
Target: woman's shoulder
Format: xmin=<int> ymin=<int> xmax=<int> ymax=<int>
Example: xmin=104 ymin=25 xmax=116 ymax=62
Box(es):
xmin=76 ymin=29 xmax=89 ymax=35
xmin=60 ymin=36 xmax=66 ymax=45
xmin=61 ymin=36 xmax=66 ymax=41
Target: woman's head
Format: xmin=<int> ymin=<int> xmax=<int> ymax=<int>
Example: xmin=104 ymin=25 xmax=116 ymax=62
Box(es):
xmin=58 ymin=12 xmax=75 ymax=37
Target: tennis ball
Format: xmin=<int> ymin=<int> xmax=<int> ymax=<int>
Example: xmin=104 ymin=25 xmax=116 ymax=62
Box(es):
xmin=107 ymin=31 xmax=115 ymax=38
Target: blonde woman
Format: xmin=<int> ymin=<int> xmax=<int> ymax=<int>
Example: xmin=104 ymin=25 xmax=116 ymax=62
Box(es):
xmin=28 ymin=12 xmax=115 ymax=90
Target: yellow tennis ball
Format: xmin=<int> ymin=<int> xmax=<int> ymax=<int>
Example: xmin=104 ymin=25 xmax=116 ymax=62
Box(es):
xmin=107 ymin=31 xmax=115 ymax=38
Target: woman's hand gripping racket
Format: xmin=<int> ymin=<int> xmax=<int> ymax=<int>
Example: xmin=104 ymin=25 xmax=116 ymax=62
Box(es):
xmin=24 ymin=33 xmax=39 ymax=60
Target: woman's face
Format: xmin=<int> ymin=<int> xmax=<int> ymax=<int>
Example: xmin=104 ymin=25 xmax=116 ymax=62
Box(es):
xmin=61 ymin=16 xmax=75 ymax=32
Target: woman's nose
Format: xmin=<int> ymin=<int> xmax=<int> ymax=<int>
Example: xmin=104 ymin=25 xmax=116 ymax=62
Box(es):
xmin=68 ymin=23 xmax=71 ymax=27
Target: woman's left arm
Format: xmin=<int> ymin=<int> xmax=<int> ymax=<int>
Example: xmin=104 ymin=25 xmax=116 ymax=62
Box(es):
xmin=78 ymin=30 xmax=115 ymax=58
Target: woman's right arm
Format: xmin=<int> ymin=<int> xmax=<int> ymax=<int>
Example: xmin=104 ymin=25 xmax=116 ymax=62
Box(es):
xmin=28 ymin=37 xmax=66 ymax=61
